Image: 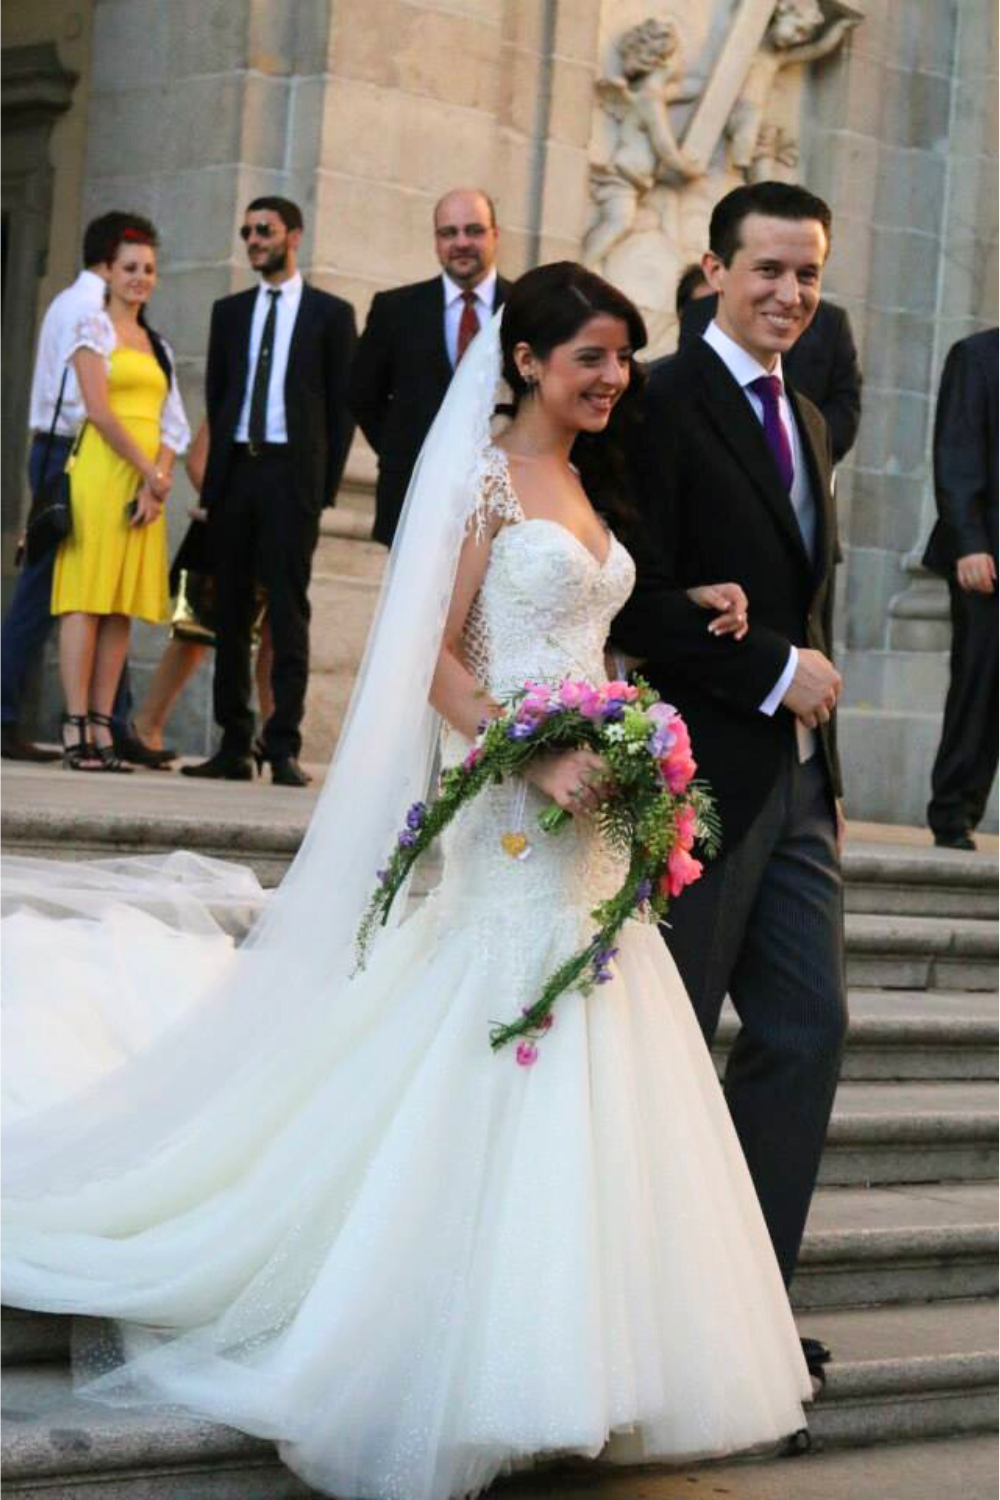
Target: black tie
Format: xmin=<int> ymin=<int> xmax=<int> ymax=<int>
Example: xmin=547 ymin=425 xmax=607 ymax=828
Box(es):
xmin=248 ymin=289 xmax=280 ymax=447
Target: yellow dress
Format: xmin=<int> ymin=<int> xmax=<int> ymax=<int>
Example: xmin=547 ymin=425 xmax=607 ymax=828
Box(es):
xmin=52 ymin=348 xmax=170 ymax=623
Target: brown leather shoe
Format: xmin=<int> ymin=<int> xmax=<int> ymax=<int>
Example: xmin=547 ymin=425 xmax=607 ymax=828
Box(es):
xmin=1 ymin=725 xmax=61 ymax=763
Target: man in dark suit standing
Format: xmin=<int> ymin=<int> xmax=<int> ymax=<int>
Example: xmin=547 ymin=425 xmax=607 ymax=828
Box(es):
xmin=613 ymin=182 xmax=847 ymax=1381
xmin=183 ymin=196 xmax=356 ymax=786
xmin=350 ymin=187 xmax=511 ymax=546
xmin=679 ymin=280 xmax=862 ymax=463
xmin=922 ymin=327 xmax=999 ymax=848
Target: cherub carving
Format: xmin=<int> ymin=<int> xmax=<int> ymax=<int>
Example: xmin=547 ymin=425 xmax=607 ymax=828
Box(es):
xmin=584 ymin=18 xmax=703 ymax=269
xmin=727 ymin=1 xmax=860 ymax=180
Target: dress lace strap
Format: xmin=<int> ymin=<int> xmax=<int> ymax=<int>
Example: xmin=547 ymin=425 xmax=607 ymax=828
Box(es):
xmin=469 ymin=445 xmax=525 ymax=543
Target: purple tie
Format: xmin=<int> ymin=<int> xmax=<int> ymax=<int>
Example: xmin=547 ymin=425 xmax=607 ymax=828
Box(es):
xmin=749 ymin=374 xmax=794 ymax=492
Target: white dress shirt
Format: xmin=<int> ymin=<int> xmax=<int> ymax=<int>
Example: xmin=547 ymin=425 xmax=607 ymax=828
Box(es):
xmin=235 ymin=272 xmax=304 ymax=443
xmin=702 ymin=320 xmax=817 ymax=759
xmin=28 ymin=269 xmax=107 ymax=436
xmin=443 ymin=270 xmax=497 ymax=367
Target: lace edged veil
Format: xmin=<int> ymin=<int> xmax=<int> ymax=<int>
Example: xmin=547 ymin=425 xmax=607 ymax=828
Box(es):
xmin=2 ymin=311 xmax=505 ymax=1205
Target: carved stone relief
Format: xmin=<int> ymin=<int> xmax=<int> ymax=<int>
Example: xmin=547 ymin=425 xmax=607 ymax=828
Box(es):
xmin=584 ymin=1 xmax=864 ymax=355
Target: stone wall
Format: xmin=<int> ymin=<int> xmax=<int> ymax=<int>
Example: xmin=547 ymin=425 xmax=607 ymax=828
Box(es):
xmin=801 ymin=0 xmax=998 ymax=826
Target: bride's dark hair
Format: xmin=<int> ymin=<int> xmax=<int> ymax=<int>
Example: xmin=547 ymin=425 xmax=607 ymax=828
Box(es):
xmin=499 ymin=261 xmax=647 ymax=541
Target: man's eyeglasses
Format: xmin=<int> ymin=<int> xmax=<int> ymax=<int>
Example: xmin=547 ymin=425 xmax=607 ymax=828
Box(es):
xmin=435 ymin=224 xmax=491 ymax=241
xmin=240 ymin=223 xmax=277 ymax=241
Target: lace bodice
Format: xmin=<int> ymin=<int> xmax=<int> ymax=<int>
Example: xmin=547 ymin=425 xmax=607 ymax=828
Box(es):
xmin=460 ymin=445 xmax=636 ymax=697
xmin=434 ymin=447 xmax=638 ymax=1018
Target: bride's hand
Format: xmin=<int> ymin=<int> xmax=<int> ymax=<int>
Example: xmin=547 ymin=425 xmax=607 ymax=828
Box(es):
xmin=686 ymin=582 xmax=749 ymax=640
xmin=524 ymin=748 xmax=610 ymax=816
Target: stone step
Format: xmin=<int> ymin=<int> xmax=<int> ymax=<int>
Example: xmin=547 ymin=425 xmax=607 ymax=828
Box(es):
xmin=805 ymin=1298 xmax=999 ymax=1450
xmin=715 ymin=990 xmax=999 ymax=1081
xmin=820 ymin=1081 xmax=998 ymax=1186
xmin=844 ymin=913 xmax=998 ymax=992
xmin=795 ymin=1182 xmax=999 ymax=1311
xmin=842 ymin=842 xmax=998 ymax=919
xmin=3 ymin=1303 xmax=995 ymax=1496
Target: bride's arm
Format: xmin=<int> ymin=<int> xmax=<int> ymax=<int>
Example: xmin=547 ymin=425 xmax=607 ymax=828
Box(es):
xmin=429 ymin=525 xmax=502 ymax=740
xmin=430 ymin=524 xmax=607 ymax=815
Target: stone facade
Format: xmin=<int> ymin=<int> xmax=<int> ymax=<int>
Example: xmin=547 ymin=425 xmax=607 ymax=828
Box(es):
xmin=0 ymin=0 xmax=996 ymax=826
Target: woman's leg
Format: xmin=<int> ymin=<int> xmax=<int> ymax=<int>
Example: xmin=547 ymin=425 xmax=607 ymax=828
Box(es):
xmin=58 ymin=612 xmax=100 ymax=758
xmin=134 ymin=638 xmax=207 ymax=748
xmin=254 ymin=616 xmax=274 ymax=724
xmin=89 ymin=615 xmax=132 ymax=751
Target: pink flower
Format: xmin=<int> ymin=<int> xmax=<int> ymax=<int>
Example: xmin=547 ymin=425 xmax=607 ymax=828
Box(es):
xmin=577 ymin=688 xmax=605 ymax=721
xmin=556 ymin=679 xmax=587 ymax=709
xmin=647 ymin=701 xmax=678 ymax=727
xmin=660 ymin=846 xmax=703 ymax=898
xmin=662 ymin=754 xmax=697 ymax=794
xmin=603 ymin=680 xmax=639 ymax=702
xmin=463 ymin=746 xmax=483 ymax=770
xmin=674 ymin=803 xmax=697 ymax=852
xmin=516 ymin=1041 xmax=539 ymax=1067
xmin=523 ymin=681 xmax=552 ymax=700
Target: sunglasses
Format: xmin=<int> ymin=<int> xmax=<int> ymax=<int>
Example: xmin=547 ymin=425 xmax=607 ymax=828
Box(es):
xmin=240 ymin=223 xmax=277 ymax=241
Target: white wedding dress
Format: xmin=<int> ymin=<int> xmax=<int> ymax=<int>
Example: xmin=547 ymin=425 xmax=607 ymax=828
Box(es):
xmin=2 ymin=445 xmax=810 ymax=1500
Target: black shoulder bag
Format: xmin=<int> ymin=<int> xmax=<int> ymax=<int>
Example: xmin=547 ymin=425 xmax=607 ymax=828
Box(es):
xmin=24 ymin=370 xmax=86 ymax=566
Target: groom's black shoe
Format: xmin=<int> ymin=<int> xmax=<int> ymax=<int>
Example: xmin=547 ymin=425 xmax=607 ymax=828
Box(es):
xmin=800 ymin=1336 xmax=832 ymax=1370
xmin=270 ymin=756 xmax=312 ymax=788
xmin=181 ymin=750 xmax=254 ymax=781
xmin=933 ymin=830 xmax=976 ymax=850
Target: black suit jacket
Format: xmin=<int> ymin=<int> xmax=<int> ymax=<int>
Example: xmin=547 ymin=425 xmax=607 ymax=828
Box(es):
xmin=201 ymin=282 xmax=357 ymax=524
xmin=922 ymin=327 xmax=999 ymax=576
xmin=612 ymin=339 xmax=841 ymax=853
xmin=680 ymin=296 xmax=862 ymax=464
xmin=350 ymin=274 xmax=511 ymax=544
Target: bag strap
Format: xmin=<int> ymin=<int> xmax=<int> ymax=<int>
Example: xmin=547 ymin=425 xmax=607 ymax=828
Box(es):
xmin=40 ymin=366 xmax=70 ymax=477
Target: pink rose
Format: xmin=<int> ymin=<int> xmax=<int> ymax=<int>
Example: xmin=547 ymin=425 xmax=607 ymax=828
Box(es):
xmin=674 ymin=803 xmax=697 ymax=851
xmin=661 ymin=846 xmax=703 ymax=898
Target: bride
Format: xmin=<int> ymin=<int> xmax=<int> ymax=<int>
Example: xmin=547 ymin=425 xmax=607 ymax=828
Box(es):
xmin=2 ymin=262 xmax=811 ymax=1500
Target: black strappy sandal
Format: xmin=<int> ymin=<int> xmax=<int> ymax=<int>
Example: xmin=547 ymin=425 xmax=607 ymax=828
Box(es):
xmin=61 ymin=713 xmax=102 ymax=771
xmin=87 ymin=711 xmax=135 ymax=774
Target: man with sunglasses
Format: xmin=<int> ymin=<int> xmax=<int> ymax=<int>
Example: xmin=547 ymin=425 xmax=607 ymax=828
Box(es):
xmin=350 ymin=187 xmax=510 ymax=546
xmin=183 ymin=197 xmax=356 ymax=786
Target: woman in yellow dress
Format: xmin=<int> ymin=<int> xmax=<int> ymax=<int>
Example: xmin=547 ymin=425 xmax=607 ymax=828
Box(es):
xmin=52 ymin=220 xmax=189 ymax=769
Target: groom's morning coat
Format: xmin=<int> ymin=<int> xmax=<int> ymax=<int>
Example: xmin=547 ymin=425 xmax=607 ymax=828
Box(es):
xmin=612 ymin=338 xmax=842 ymax=852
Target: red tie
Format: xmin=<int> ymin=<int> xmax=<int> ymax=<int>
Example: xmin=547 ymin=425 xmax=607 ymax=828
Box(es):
xmin=456 ymin=290 xmax=480 ymax=364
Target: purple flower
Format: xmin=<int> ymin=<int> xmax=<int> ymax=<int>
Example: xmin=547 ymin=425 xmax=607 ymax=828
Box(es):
xmin=376 ymin=867 xmax=390 ymax=886
xmin=507 ymin=722 xmax=535 ymax=740
xmin=648 ymin=727 xmax=676 ymax=758
xmin=601 ymin=702 xmax=625 ymax=723
xmin=591 ymin=944 xmax=618 ymax=984
xmin=398 ymin=829 xmax=417 ymax=848
xmin=634 ymin=878 xmax=652 ymax=905
xmin=406 ymin=801 xmax=427 ymax=830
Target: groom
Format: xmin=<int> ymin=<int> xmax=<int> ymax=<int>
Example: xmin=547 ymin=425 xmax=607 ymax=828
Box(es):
xmin=613 ymin=181 xmax=847 ymax=1379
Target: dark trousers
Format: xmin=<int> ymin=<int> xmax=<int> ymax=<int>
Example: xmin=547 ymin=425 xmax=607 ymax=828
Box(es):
xmin=664 ymin=749 xmax=847 ymax=1286
xmin=927 ymin=581 xmax=999 ymax=837
xmin=2 ymin=436 xmax=131 ymax=731
xmin=213 ymin=447 xmax=319 ymax=761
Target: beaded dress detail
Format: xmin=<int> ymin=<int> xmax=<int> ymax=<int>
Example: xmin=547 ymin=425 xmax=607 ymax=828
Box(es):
xmin=3 ymin=448 xmax=811 ymax=1500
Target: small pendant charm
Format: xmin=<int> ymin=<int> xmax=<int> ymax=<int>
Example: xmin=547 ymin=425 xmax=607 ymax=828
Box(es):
xmin=500 ymin=831 xmax=531 ymax=860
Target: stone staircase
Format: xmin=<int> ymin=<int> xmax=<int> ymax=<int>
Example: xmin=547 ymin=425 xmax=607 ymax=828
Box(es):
xmin=1 ymin=810 xmax=997 ymax=1495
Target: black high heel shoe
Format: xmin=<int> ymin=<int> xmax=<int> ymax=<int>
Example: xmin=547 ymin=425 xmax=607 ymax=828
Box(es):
xmin=252 ymin=738 xmax=266 ymax=775
xmin=87 ymin=712 xmax=135 ymax=774
xmin=60 ymin=713 xmax=101 ymax=771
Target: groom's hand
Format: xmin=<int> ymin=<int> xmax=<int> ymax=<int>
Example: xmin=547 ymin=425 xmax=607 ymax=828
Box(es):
xmin=782 ymin=648 xmax=842 ymax=727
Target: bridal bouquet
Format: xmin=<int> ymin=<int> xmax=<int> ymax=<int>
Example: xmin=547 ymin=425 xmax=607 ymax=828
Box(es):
xmin=356 ymin=678 xmax=719 ymax=1062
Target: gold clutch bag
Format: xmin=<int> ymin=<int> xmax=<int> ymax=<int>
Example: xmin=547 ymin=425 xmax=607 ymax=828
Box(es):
xmin=170 ymin=571 xmax=267 ymax=648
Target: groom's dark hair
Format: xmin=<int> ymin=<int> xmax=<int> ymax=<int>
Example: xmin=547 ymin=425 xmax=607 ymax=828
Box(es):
xmin=709 ymin=182 xmax=832 ymax=266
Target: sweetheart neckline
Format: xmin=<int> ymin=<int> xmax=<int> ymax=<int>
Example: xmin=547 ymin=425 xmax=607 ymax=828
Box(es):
xmin=496 ymin=516 xmax=615 ymax=571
